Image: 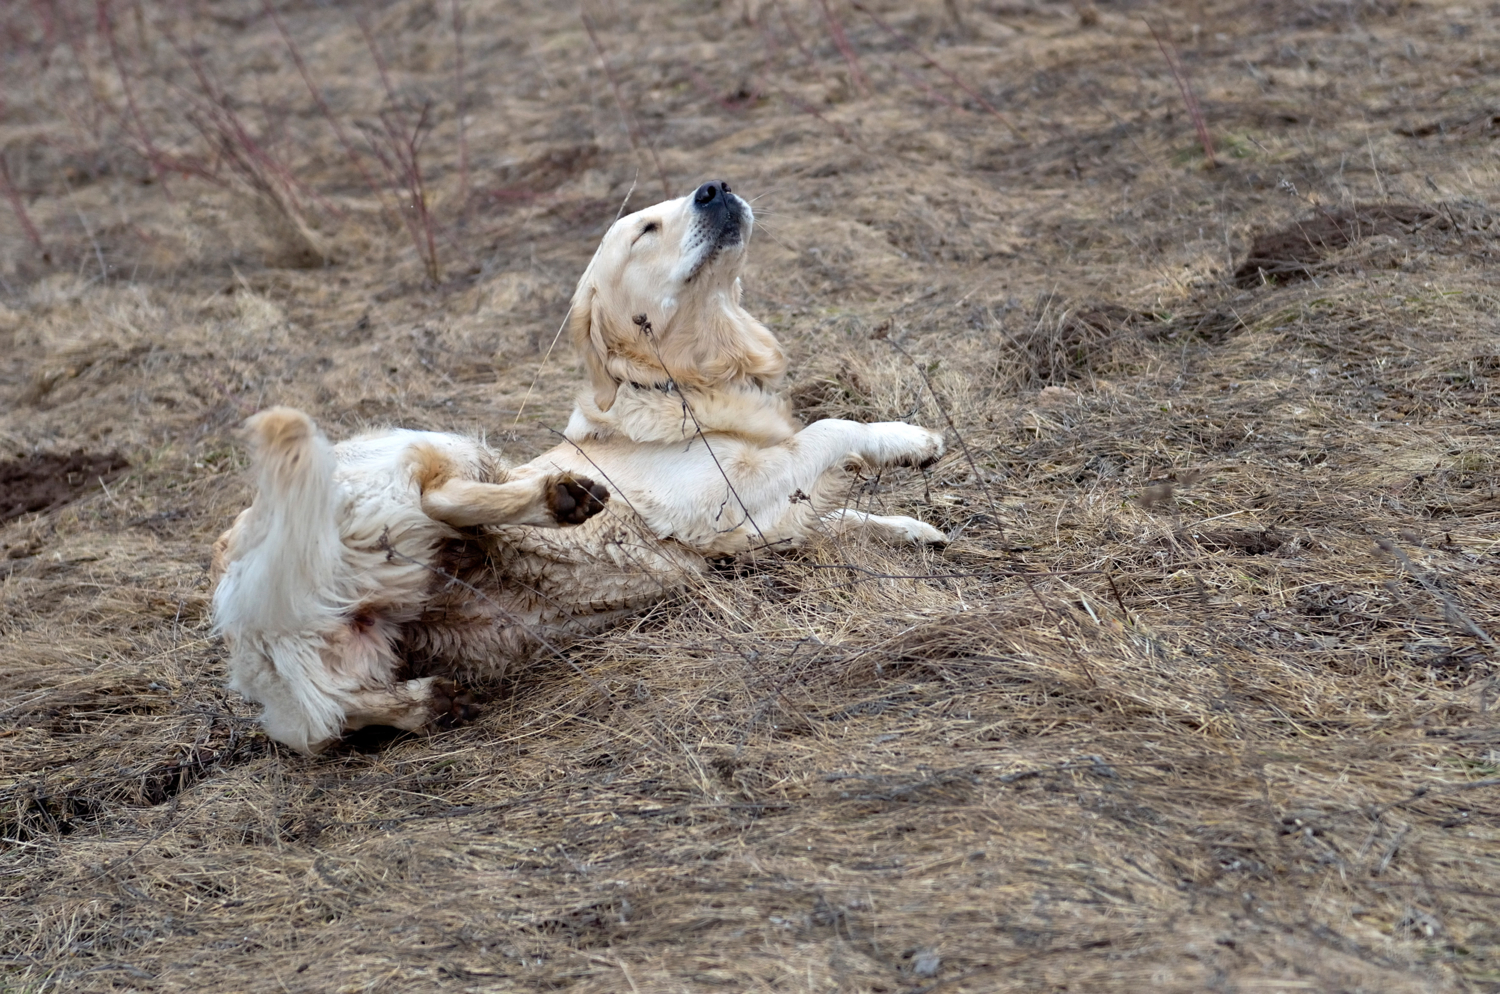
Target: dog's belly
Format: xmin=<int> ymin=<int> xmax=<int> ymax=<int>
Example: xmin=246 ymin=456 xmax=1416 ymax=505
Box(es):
xmin=525 ymin=437 xmax=801 ymax=552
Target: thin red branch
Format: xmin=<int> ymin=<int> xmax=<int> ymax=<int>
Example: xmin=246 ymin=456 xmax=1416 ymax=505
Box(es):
xmin=851 ymin=1 xmax=1024 ymax=140
xmin=581 ymin=9 xmax=671 ymax=201
xmin=888 ymin=55 xmax=965 ymax=113
xmin=816 ymin=0 xmax=870 ymax=99
xmin=1148 ymin=21 xmax=1217 ymax=168
xmin=96 ymin=0 xmax=172 ymax=195
xmin=355 ymin=12 xmax=398 ymax=105
xmin=770 ymin=0 xmax=816 ymax=67
xmin=359 ymin=103 xmax=442 ymax=283
xmin=260 ymin=0 xmax=399 ymax=217
xmin=0 ymin=154 xmax=46 ymax=255
xmin=450 ymin=0 xmax=469 ymax=213
xmin=682 ymin=64 xmax=757 ymax=114
xmin=160 ymin=26 xmax=334 ymax=215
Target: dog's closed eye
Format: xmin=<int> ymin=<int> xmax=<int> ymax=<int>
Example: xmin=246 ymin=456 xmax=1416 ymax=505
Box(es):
xmin=633 ymin=220 xmax=660 ymax=244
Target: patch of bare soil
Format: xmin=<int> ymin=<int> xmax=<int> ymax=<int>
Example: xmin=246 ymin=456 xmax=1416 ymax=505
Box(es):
xmin=1233 ymin=202 xmax=1461 ymax=287
xmin=1 ymin=0 xmax=1499 ymax=992
xmin=0 ymin=450 xmax=129 ymax=525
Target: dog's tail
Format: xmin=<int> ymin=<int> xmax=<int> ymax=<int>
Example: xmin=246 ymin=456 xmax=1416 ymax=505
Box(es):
xmin=213 ymin=406 xmax=347 ymax=641
xmin=212 ymin=407 xmax=355 ymax=751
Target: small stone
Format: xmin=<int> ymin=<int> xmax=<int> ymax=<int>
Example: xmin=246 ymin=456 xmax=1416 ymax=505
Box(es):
xmin=913 ymin=950 xmax=941 ymax=978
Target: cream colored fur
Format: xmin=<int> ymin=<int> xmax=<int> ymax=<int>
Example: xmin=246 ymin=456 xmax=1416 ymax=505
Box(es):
xmin=527 ymin=183 xmax=947 ymax=555
xmin=211 ymin=409 xmax=606 ymax=753
xmin=212 ymin=183 xmax=947 ymax=752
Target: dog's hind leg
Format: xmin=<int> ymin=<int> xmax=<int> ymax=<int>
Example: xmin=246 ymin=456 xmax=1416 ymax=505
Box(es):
xmin=340 ymin=677 xmax=479 ymax=734
xmin=422 ymin=474 xmax=610 ymax=528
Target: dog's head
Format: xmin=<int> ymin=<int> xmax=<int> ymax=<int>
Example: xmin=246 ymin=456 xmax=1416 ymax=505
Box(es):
xmin=569 ymin=181 xmax=786 ymax=411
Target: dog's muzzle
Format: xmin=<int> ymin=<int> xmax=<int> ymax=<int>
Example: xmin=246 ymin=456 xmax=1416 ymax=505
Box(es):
xmin=692 ymin=180 xmax=747 ymax=249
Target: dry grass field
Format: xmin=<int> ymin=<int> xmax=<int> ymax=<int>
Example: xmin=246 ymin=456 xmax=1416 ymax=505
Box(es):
xmin=2 ymin=0 xmax=1498 ymax=990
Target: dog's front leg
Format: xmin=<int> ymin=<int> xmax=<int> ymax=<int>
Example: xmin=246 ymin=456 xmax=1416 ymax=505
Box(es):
xmin=778 ymin=419 xmax=944 ymax=478
xmin=422 ymin=474 xmax=610 ymax=528
xmin=341 ymin=678 xmax=480 ymax=734
xmin=709 ymin=419 xmax=941 ymax=520
xmin=745 ymin=420 xmax=946 ymax=546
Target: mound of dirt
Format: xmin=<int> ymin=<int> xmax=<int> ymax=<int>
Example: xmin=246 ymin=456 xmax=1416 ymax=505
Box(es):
xmin=1232 ymin=202 xmax=1444 ymax=288
xmin=0 ymin=450 xmax=129 ymax=524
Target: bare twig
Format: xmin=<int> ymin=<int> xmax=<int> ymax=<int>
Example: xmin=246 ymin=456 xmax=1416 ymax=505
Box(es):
xmin=816 ymin=0 xmax=870 ymax=99
xmin=581 ymin=10 xmax=671 ymax=200
xmin=160 ymin=31 xmax=333 ymax=256
xmin=358 ymin=103 xmax=442 ymax=283
xmin=851 ymin=2 xmax=1024 ymax=140
xmin=262 ymin=0 xmax=397 ymax=222
xmin=1376 ymin=538 xmax=1497 ymax=649
xmin=0 ymin=154 xmax=45 ymax=256
xmin=1148 ymin=21 xmax=1216 ymax=168
xmin=355 ymin=12 xmax=398 ymax=101
xmin=879 ymin=330 xmax=1004 ymax=523
xmin=881 ymin=328 xmax=1108 ymax=685
xmin=450 ymin=0 xmax=469 ymax=214
xmin=770 ymin=0 xmax=817 ymax=67
xmin=634 ymin=315 xmax=772 ymax=550
xmin=96 ymin=0 xmax=171 ymax=195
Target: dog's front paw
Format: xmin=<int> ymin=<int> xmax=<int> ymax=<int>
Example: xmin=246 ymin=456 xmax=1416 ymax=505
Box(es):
xmin=548 ymin=474 xmax=610 ymax=525
xmin=866 ymin=423 xmax=945 ymax=470
xmin=429 ymin=679 xmax=480 ymax=729
xmin=897 ymin=517 xmax=949 ymax=545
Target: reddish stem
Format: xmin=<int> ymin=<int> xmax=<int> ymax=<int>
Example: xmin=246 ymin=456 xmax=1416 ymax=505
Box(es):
xmin=851 ymin=2 xmax=1024 ymax=140
xmin=1149 ymin=21 xmax=1217 ymax=168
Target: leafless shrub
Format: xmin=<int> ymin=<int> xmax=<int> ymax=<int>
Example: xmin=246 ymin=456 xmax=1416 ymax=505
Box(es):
xmin=816 ymin=0 xmax=870 ymax=99
xmin=357 ymin=103 xmax=442 ymax=284
xmin=165 ymin=35 xmax=330 ymax=266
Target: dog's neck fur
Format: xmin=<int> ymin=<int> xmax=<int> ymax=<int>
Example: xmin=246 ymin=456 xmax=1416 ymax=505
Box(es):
xmin=564 ymin=378 xmax=798 ymax=447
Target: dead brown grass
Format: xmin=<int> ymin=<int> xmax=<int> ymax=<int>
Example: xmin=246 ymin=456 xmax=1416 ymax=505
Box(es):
xmin=2 ymin=0 xmax=1499 ymax=991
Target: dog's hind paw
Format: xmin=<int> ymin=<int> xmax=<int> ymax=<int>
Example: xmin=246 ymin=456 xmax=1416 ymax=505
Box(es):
xmin=548 ymin=474 xmax=610 ymax=525
xmin=429 ymin=679 xmax=480 ymax=729
xmin=871 ymin=514 xmax=948 ymax=546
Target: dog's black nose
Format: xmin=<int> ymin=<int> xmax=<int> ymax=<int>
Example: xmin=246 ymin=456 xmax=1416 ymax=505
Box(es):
xmin=694 ymin=180 xmax=732 ymax=206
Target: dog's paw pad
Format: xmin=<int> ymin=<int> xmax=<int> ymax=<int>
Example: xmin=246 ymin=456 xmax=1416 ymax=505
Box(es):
xmin=429 ymin=679 xmax=480 ymax=728
xmin=549 ymin=475 xmax=610 ymax=525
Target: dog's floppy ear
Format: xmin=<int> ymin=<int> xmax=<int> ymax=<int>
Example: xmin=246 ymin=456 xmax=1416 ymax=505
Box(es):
xmin=569 ymin=282 xmax=620 ymax=412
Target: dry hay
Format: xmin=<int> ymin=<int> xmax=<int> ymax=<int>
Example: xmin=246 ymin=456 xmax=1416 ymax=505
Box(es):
xmin=1 ymin=0 xmax=1499 ymax=991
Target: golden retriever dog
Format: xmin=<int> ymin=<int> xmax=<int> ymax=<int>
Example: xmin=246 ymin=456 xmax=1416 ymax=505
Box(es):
xmin=213 ymin=180 xmax=946 ymax=753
